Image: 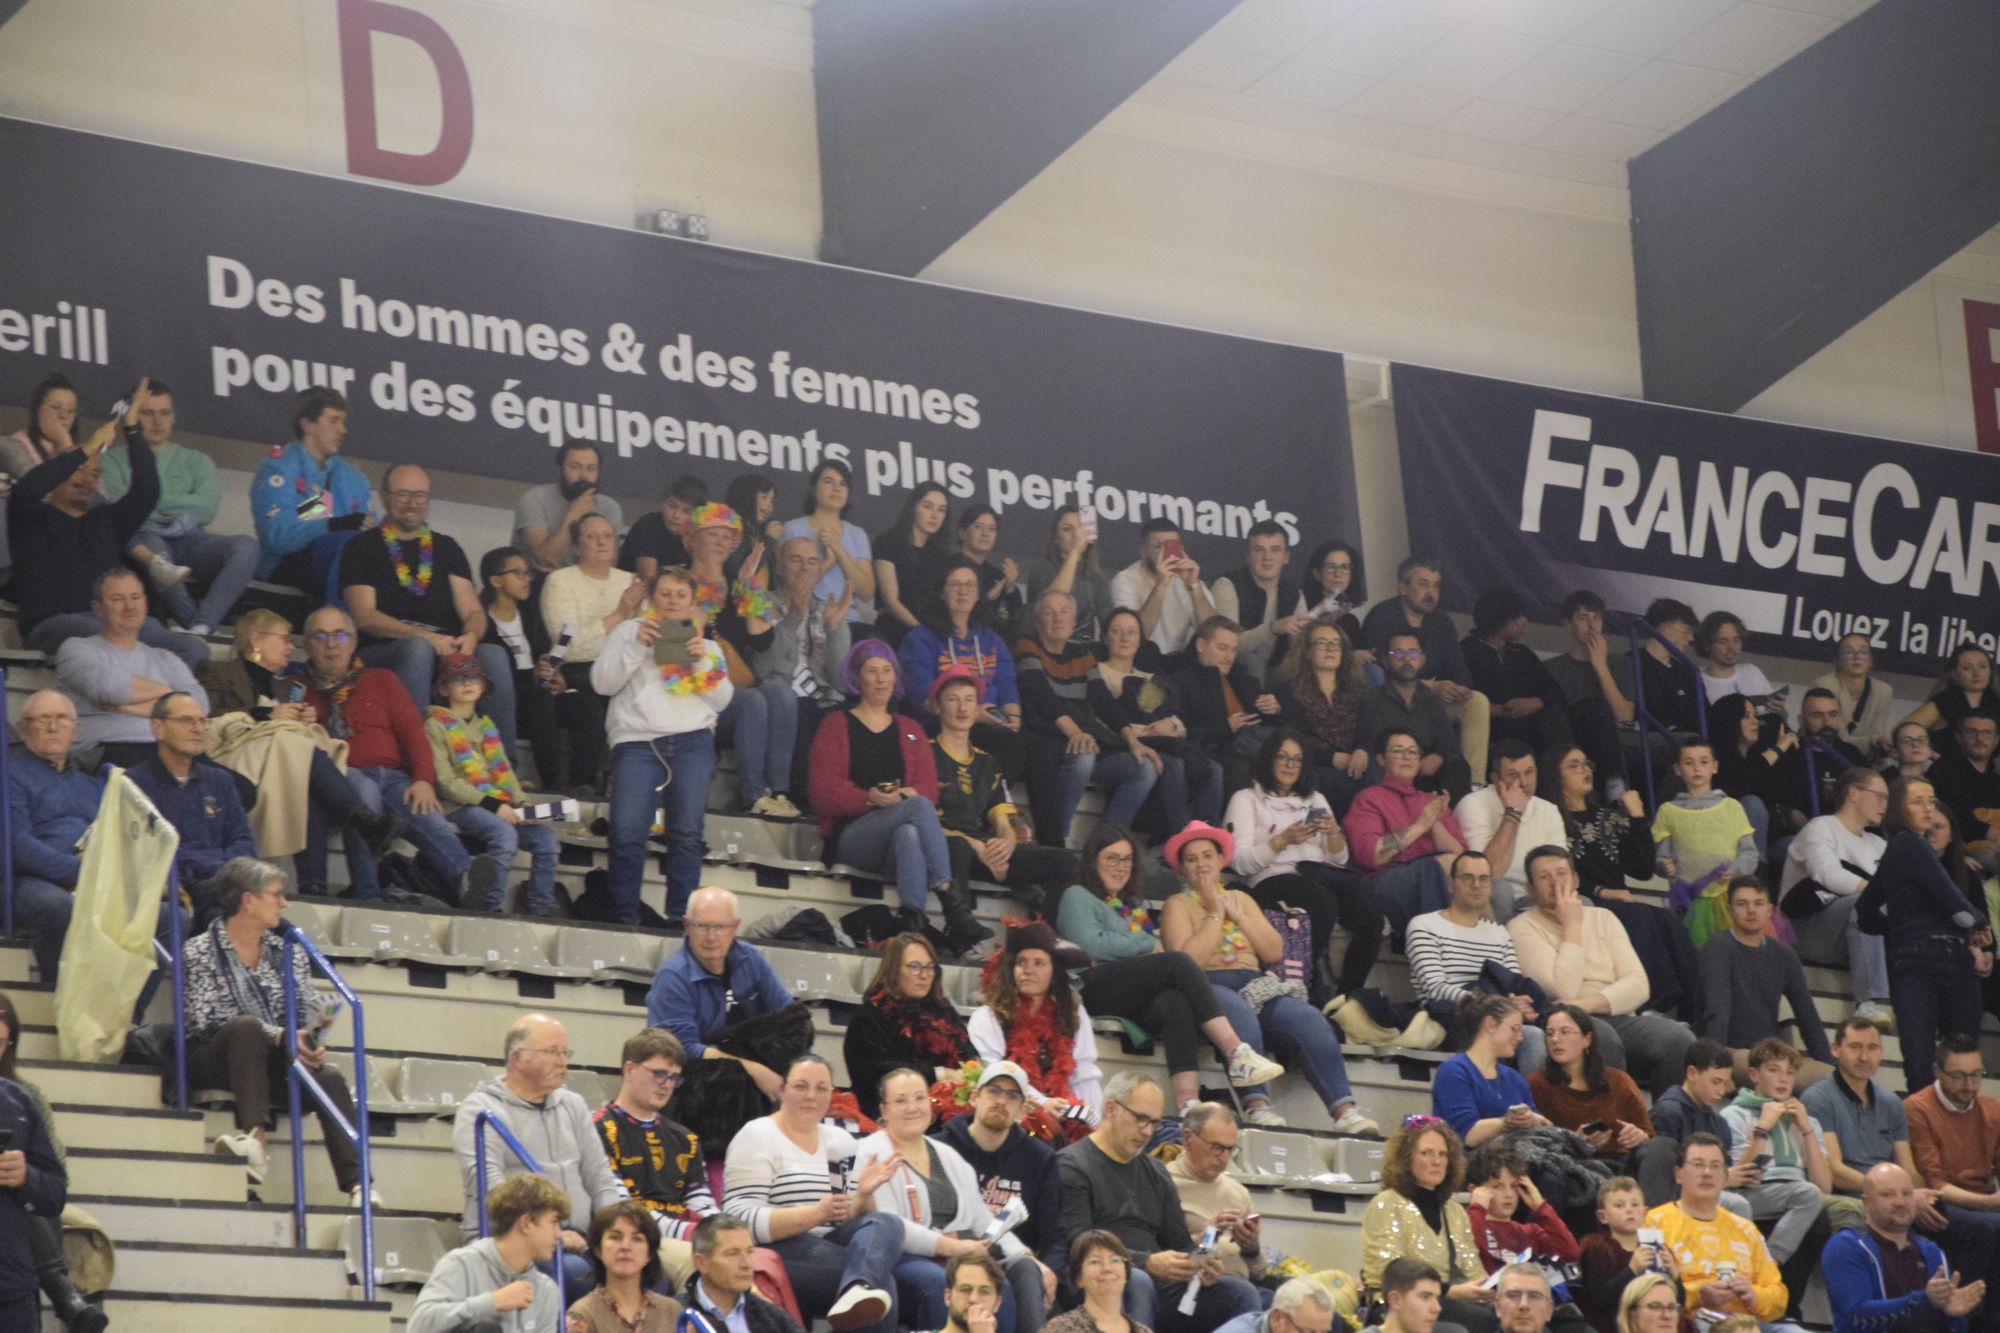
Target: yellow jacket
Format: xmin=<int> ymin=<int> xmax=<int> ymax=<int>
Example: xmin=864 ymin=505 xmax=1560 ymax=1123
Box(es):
xmin=1361 ymin=1189 xmax=1481 ymax=1293
xmin=1645 ymin=1200 xmax=1786 ymax=1321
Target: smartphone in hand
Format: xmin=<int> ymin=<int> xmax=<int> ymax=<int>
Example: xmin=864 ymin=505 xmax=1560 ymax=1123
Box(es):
xmin=651 ymin=617 xmax=697 ymax=667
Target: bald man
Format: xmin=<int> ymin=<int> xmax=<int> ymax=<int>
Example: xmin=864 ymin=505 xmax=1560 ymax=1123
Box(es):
xmin=646 ymin=887 xmax=794 ymax=1102
xmin=1821 ymin=1163 xmax=1981 ymax=1333
xmin=8 ymin=690 xmax=104 ymax=982
xmin=454 ymin=1012 xmax=627 ymax=1292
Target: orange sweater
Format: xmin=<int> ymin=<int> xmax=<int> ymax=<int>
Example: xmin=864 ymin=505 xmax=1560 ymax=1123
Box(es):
xmin=1527 ymin=1067 xmax=1653 ymax=1154
xmin=1906 ymin=1084 xmax=2000 ymax=1194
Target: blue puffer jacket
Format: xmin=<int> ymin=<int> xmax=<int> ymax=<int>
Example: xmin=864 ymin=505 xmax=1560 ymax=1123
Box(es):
xmin=6 ymin=745 xmax=104 ymax=886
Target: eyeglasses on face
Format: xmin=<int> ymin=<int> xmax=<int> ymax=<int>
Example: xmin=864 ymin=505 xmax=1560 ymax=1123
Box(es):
xmin=1100 ymin=852 xmax=1136 ymax=867
xmin=309 ymin=630 xmax=353 ymax=644
xmin=901 ymin=960 xmax=939 ymax=976
xmin=1111 ymin=1099 xmax=1161 ymax=1132
xmin=1939 ymin=1067 xmax=1987 ymax=1083
xmin=534 ymin=1046 xmax=575 ymax=1060
xmin=1273 ymin=751 xmax=1305 ymax=765
xmin=641 ymin=1065 xmax=683 ymax=1086
xmin=1386 ymin=650 xmax=1423 ymax=662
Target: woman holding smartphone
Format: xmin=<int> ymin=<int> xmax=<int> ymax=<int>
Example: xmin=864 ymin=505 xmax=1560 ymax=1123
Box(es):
xmin=591 ymin=567 xmax=734 ymax=926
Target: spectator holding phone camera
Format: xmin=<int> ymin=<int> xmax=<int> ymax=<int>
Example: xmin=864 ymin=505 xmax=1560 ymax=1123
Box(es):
xmin=1716 ymin=1039 xmax=1846 ymax=1314
xmin=1578 ymin=1179 xmax=1683 ymax=1333
xmin=592 ymin=568 xmax=733 ymax=925
xmin=1112 ymin=519 xmax=1215 ymax=656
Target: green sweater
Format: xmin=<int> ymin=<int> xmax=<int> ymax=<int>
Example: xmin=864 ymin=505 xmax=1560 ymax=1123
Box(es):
xmin=1055 ymin=883 xmax=1158 ymax=962
xmin=98 ymin=439 xmax=220 ymax=527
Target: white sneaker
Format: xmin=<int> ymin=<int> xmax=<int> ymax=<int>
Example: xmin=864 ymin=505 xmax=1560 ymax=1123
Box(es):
xmin=748 ymin=794 xmax=783 ymax=817
xmin=349 ymin=1183 xmax=384 ymax=1210
xmin=188 ymin=622 xmax=213 ymax=638
xmin=149 ymin=554 xmax=191 ymax=589
xmin=827 ymin=1282 xmax=892 ymax=1331
xmin=1854 ymin=1001 xmax=1893 ymax=1030
xmin=768 ymin=793 xmax=802 ymax=819
xmin=1243 ymin=1104 xmax=1288 ymax=1127
xmin=1226 ymin=1043 xmax=1286 ymax=1086
xmin=1330 ymin=1104 xmax=1381 ymax=1136
xmin=214 ymin=1130 xmax=268 ymax=1185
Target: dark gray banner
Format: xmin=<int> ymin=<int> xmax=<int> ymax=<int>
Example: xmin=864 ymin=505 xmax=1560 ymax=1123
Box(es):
xmin=0 ymin=117 xmax=1357 ymax=568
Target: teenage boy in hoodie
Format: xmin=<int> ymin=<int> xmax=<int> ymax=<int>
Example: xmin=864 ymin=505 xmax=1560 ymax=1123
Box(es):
xmin=1718 ymin=1039 xmax=1845 ymax=1318
xmin=1645 ymin=1039 xmax=1763 ymax=1210
xmin=408 ymin=1172 xmax=567 ymax=1333
xmin=453 ymin=1013 xmax=628 ymax=1293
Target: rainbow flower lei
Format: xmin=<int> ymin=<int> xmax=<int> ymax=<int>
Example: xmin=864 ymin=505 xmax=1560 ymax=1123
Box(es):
xmin=391 ymin=527 xmax=435 ymax=595
xmin=427 ymin=708 xmax=523 ymax=801
xmin=658 ymin=641 xmax=728 ymax=695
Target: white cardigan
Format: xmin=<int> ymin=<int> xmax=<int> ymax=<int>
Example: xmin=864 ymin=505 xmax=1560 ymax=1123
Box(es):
xmin=853 ymin=1130 xmax=1029 ymax=1260
xmin=966 ymin=1003 xmax=1102 ymax=1116
xmin=1224 ymin=783 xmax=1347 ymax=886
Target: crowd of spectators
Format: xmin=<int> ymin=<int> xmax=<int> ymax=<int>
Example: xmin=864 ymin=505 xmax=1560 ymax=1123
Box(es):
xmin=4 ymin=373 xmax=2000 ymax=1333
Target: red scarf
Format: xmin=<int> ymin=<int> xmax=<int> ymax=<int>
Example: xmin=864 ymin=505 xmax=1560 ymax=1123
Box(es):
xmin=1004 ymin=998 xmax=1077 ymax=1102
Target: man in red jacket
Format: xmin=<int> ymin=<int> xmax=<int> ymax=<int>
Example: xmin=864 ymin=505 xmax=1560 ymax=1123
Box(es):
xmin=295 ymin=606 xmax=493 ymax=904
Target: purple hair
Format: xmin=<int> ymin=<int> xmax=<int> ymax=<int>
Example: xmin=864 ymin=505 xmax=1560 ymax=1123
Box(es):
xmin=841 ymin=639 xmax=904 ymax=699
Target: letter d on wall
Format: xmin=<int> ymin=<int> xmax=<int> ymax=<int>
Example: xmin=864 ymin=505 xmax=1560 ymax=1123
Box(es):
xmin=338 ymin=0 xmax=473 ymax=186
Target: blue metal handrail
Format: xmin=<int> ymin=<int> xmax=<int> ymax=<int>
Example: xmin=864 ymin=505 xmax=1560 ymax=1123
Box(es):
xmin=1 ymin=666 xmax=12 ymax=941
xmin=473 ymin=1110 xmax=567 ymax=1311
xmin=1622 ymin=616 xmax=1709 ymax=816
xmin=283 ymin=925 xmax=374 ymax=1301
xmin=149 ymin=886 xmax=188 ymax=1112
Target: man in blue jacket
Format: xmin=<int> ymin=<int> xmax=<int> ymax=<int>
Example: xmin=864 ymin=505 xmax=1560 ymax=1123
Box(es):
xmin=250 ymin=386 xmax=372 ymax=585
xmin=7 ymin=690 xmax=106 ymax=984
xmin=0 ymin=1075 xmax=67 ymax=1329
xmin=1823 ymin=1163 xmax=1983 ymax=1333
xmin=644 ymin=887 xmax=793 ymax=1101
xmin=125 ymin=693 xmax=254 ymax=925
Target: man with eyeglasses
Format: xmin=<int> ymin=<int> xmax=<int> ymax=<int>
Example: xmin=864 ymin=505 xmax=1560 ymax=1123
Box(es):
xmin=1356 ymin=633 xmax=1473 ymax=803
xmin=592 ymin=1027 xmax=718 ymax=1291
xmin=126 ymin=692 xmax=253 ymax=926
xmin=645 ymin=887 xmax=794 ymax=1109
xmin=1645 ymin=1134 xmax=1794 ymax=1330
xmin=936 ymin=1061 xmax=1070 ymax=1290
xmin=293 ymin=606 xmax=492 ymax=905
xmin=1402 ymin=851 xmax=1546 ymax=1068
xmin=1059 ymin=1070 xmax=1261 ymax=1333
xmin=340 ymin=461 xmax=518 ymax=760
xmin=7 ymin=689 xmax=113 ymax=985
xmin=454 ymin=1011 xmax=628 ymax=1293
xmin=1781 ymin=768 xmax=1890 ymax=1025
xmin=1164 ymin=1104 xmax=1269 ymax=1290
xmin=1823 ymin=1162 xmax=1982 ymax=1333
xmin=1926 ymin=710 xmax=2000 ymax=857
xmin=1904 ymin=1034 xmax=2000 ymax=1314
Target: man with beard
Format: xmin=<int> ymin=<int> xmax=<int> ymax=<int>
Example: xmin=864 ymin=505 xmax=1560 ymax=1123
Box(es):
xmin=513 ymin=440 xmax=623 ymax=576
xmin=935 ymin=1062 xmax=1066 ymax=1312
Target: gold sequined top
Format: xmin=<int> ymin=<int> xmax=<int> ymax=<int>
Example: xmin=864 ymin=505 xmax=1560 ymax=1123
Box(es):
xmin=1360 ymin=1187 xmax=1481 ymax=1293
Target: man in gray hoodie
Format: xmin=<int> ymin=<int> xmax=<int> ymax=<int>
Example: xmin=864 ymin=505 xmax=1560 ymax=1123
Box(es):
xmin=454 ymin=1013 xmax=628 ymax=1292
xmin=410 ymin=1172 xmax=567 ymax=1333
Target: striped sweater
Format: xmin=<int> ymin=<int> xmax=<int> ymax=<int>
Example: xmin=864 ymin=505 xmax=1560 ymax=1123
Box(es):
xmin=721 ymin=1117 xmax=857 ymax=1243
xmin=1405 ymin=910 xmax=1521 ymax=1004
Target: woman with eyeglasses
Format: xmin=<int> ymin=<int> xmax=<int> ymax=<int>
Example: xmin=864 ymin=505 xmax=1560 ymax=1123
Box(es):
xmin=181 ymin=857 xmax=368 ymax=1204
xmin=1271 ymin=615 xmax=1372 ymax=817
xmin=720 ymin=1053 xmax=902 ymax=1333
xmin=1041 ymin=1231 xmax=1145 ymax=1333
xmin=478 ymin=545 xmax=567 ymax=792
xmin=855 ymin=1067 xmax=1052 ymax=1333
xmin=1361 ymin=1116 xmax=1494 ymax=1333
xmin=1814 ymin=634 xmax=1898 ymax=758
xmin=1539 ymin=745 xmax=1699 ymax=1021
xmin=1856 ymin=777 xmax=1991 ymax=1092
xmin=0 ymin=991 xmax=106 ymax=1332
xmin=842 ymin=934 xmax=975 ymax=1120
xmin=542 ymin=513 xmax=645 ymax=798
xmin=1299 ymin=540 xmax=1367 ymax=657
xmin=1226 ymin=726 xmax=1386 ymax=1010
xmin=1160 ymin=821 xmax=1378 ymax=1135
xmin=1054 ymin=823 xmax=1284 ymax=1114
xmin=1612 ymin=1272 xmax=1687 ymax=1333
xmin=899 ymin=557 xmax=1028 ymax=781
xmin=956 ymin=504 xmax=1026 ymax=646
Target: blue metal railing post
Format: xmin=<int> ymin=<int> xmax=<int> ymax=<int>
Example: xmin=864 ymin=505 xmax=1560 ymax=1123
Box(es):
xmin=1623 ymin=617 xmax=1710 ymax=816
xmin=473 ymin=1111 xmax=566 ymax=1311
xmin=283 ymin=926 xmax=374 ymax=1301
xmin=2 ymin=664 xmax=13 ymax=941
xmin=147 ymin=883 xmax=188 ymax=1112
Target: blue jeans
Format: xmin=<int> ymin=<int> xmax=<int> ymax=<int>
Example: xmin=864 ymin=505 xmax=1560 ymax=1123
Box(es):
xmin=25 ymin=612 xmax=207 ymax=671
xmin=1208 ymin=969 xmax=1355 ymax=1112
xmin=131 ymin=524 xmax=260 ymax=630
xmin=1126 ymin=1268 xmax=1261 ymax=1333
xmin=1741 ymin=794 xmax=1771 ymax=861
xmin=1374 ymin=857 xmax=1452 ymax=939
xmin=9 ymin=874 xmax=187 ymax=993
xmin=765 ymin=1213 xmax=905 ymax=1333
xmin=359 ymin=639 xmax=519 ymax=763
xmin=609 ymin=732 xmax=716 ymax=922
xmin=1054 ymin=748 xmax=1159 ymax=841
xmin=343 ymin=766 xmax=471 ymax=901
xmin=718 ymin=680 xmax=798 ymax=804
xmin=832 ymin=798 xmax=953 ymax=911
xmin=446 ymin=806 xmax=561 ymax=912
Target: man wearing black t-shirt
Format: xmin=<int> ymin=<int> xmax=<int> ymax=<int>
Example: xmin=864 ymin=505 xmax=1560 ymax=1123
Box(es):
xmin=340 ymin=463 xmax=519 ymax=759
xmin=617 ymin=473 xmax=705 ymax=583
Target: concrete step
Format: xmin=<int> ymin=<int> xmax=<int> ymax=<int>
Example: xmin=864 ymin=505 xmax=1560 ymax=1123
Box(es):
xmin=43 ymin=1291 xmax=392 ymax=1333
xmin=65 ymin=1146 xmax=259 ymax=1204
xmin=112 ymin=1238 xmax=358 ymax=1301
xmin=45 ymin=1101 xmax=207 ymax=1156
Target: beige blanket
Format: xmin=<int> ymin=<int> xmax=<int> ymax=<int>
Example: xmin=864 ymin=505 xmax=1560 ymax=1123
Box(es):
xmin=206 ymin=712 xmax=348 ymax=858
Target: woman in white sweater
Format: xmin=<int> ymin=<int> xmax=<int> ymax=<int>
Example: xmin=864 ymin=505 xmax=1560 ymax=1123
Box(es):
xmin=1224 ymin=726 xmax=1387 ymax=1008
xmin=540 ymin=512 xmax=643 ymax=793
xmin=589 ymin=567 xmax=731 ymax=925
xmin=856 ymin=1068 xmax=1054 ymax=1333
xmin=966 ymin=922 xmax=1103 ymax=1120
xmin=720 ymin=1054 xmax=903 ymax=1332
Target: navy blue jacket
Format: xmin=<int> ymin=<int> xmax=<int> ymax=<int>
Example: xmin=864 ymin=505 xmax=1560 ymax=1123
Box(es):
xmin=0 ymin=1077 xmax=66 ymax=1301
xmin=126 ymin=754 xmax=255 ymax=885
xmin=6 ymin=745 xmax=105 ymax=887
xmin=644 ymin=941 xmax=792 ymax=1057
xmin=1823 ymin=1227 xmax=1963 ymax=1333
xmin=937 ymin=1115 xmax=1069 ymax=1275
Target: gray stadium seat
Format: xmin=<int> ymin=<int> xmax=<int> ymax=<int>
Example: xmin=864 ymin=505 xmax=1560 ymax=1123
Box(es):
xmin=1234 ymin=1128 xmax=1303 ymax=1183
xmin=552 ymin=926 xmax=661 ymax=983
xmin=322 ymin=1051 xmax=435 ymax=1117
xmin=447 ymin=917 xmax=594 ymax=980
xmin=394 ymin=1057 xmax=493 ymax=1114
xmin=335 ymin=906 xmax=458 ymax=965
xmin=282 ymin=901 xmax=370 ymax=961
xmin=768 ymin=949 xmax=862 ymax=1004
xmin=345 ymin=1214 xmax=453 ymax=1286
xmin=563 ymin=1068 xmax=611 ymax=1109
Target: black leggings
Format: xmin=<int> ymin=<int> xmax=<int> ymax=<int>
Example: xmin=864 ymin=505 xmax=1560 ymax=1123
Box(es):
xmin=1246 ymin=863 xmax=1387 ymax=1000
xmin=557 ymin=663 xmax=612 ymax=786
xmin=1080 ymin=951 xmax=1222 ymax=1076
